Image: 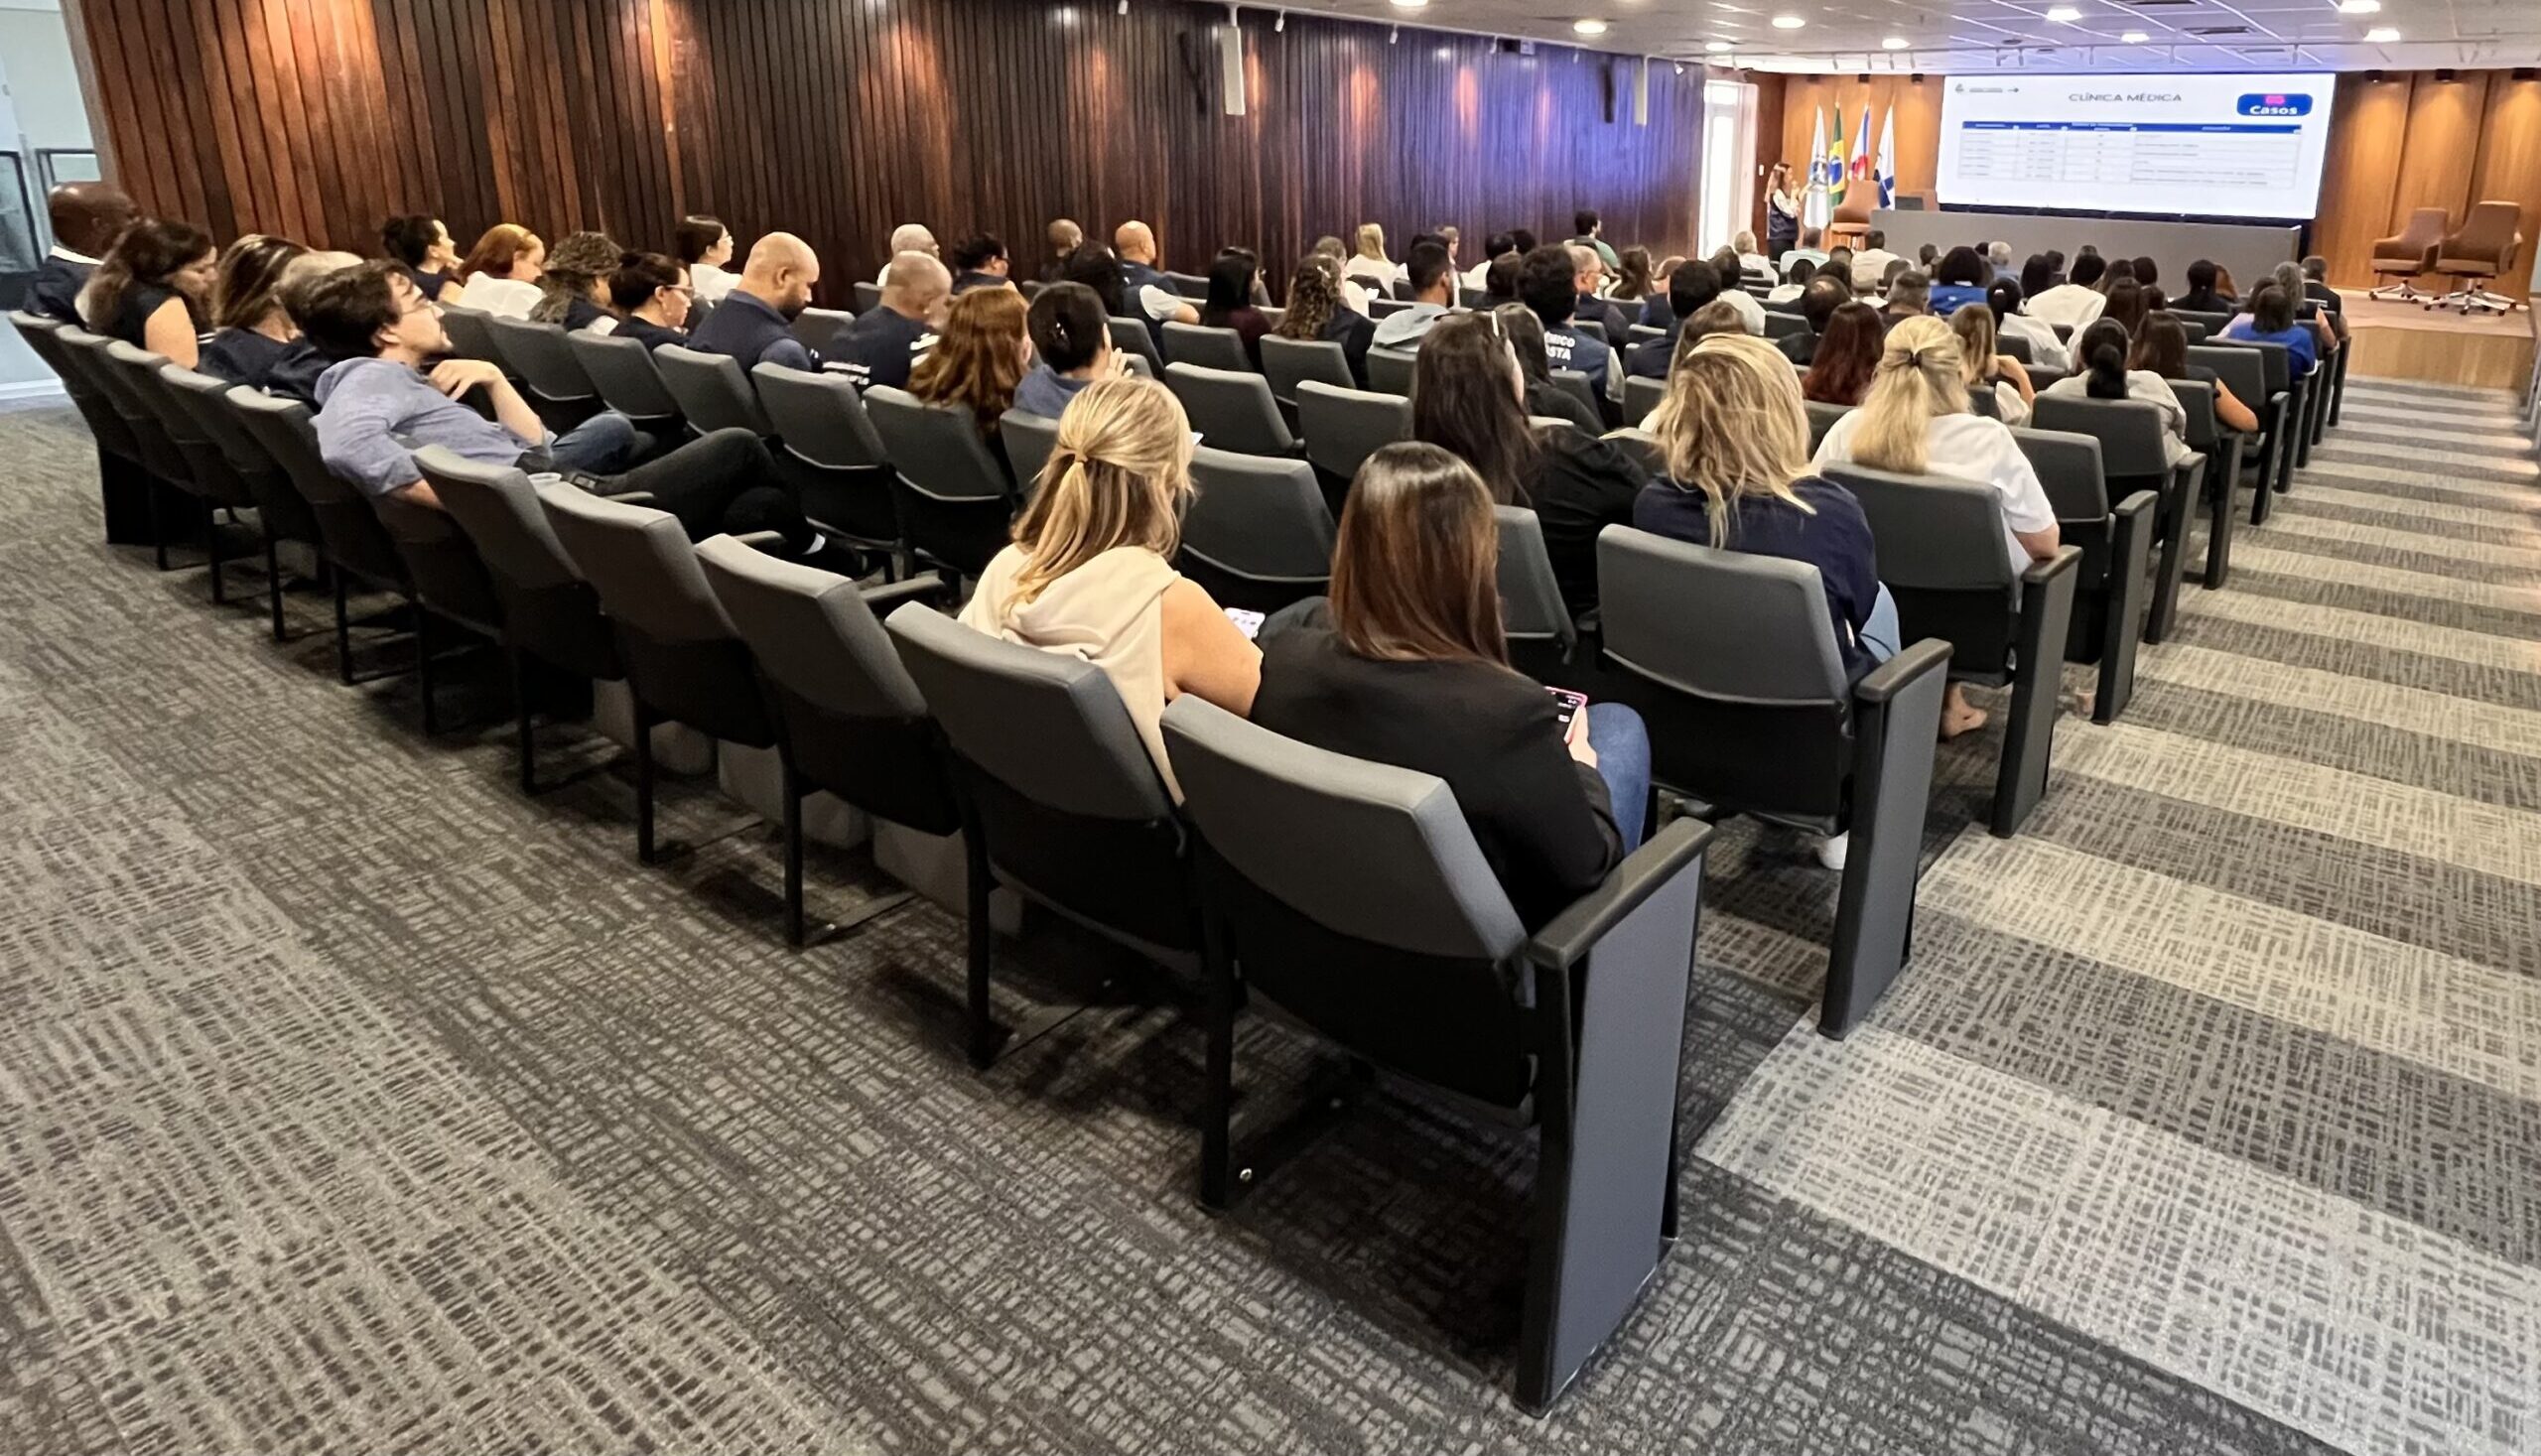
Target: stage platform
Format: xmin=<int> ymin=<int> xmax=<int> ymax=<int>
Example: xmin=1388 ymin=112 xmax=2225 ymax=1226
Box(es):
xmin=2340 ymin=296 xmax=2534 ymax=390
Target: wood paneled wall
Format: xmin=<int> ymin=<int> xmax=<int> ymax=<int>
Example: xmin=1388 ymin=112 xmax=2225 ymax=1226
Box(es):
xmin=65 ymin=0 xmax=1705 ymax=305
xmin=1753 ymin=68 xmax=2541 ymax=291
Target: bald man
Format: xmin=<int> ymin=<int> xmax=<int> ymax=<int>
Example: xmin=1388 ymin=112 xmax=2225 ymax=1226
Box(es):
xmin=1112 ymin=219 xmax=1197 ymax=343
xmin=688 ymin=232 xmax=824 ymax=370
xmin=831 ymin=251 xmax=950 ymax=392
xmin=1041 ymin=218 xmax=1083 ymax=283
xmin=27 ymin=181 xmax=138 ymax=326
xmin=873 ymin=223 xmax=937 ymax=285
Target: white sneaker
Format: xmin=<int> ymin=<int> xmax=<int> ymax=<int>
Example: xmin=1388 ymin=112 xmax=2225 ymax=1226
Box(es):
xmin=1815 ymin=833 xmax=1849 ymax=871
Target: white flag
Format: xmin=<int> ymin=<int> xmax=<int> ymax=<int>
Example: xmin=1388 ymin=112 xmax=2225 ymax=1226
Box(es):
xmin=1876 ymin=109 xmax=1897 ymax=208
xmin=1802 ymin=106 xmax=1830 ymax=231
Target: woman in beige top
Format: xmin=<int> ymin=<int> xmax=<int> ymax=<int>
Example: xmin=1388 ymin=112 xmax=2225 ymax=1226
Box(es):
xmin=957 ymin=375 xmax=1261 ymax=797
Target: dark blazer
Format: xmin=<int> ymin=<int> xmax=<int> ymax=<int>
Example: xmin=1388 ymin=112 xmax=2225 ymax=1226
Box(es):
xmin=1252 ymin=625 xmax=1622 ymax=930
xmin=24 ymin=254 xmax=90 ymax=326
xmin=1316 ymin=308 xmax=1378 ymax=387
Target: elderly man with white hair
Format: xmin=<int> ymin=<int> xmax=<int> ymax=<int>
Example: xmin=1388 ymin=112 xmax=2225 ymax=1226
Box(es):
xmin=1987 ymin=239 xmax=2015 ymax=281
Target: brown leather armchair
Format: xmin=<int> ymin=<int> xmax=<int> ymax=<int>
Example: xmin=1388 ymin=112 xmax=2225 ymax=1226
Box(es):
xmin=2366 ymin=206 xmax=2446 ymax=302
xmin=2432 ymin=199 xmax=2526 ymax=315
xmin=1825 ymin=192 xmax=1875 ymax=249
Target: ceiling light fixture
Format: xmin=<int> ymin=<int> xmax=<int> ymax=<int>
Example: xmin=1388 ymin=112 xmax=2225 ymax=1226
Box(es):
xmin=2337 ymin=0 xmax=2379 ymax=12
xmin=1882 ymin=35 xmax=1908 ymax=48
xmin=1273 ymin=8 xmax=1283 ymax=28
xmin=1706 ymin=38 xmax=1731 ymax=50
xmin=1573 ymin=18 xmax=1609 ymax=35
xmin=1771 ymin=14 xmax=1805 ymax=28
xmin=2044 ymin=5 xmax=2080 ymax=22
xmin=1389 ymin=0 xmax=1427 ymax=8
xmin=2120 ymin=29 xmax=2147 ymax=42
xmin=2365 ymin=25 xmax=2398 ymax=41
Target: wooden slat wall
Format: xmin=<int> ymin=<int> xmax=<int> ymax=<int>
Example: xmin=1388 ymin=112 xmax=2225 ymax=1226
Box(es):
xmin=1754 ymin=68 xmax=2541 ymax=291
xmin=67 ymin=0 xmax=1705 ymax=305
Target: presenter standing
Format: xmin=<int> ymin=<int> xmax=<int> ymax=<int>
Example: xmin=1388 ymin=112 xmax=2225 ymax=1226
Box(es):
xmin=1767 ymin=163 xmax=1802 ymax=260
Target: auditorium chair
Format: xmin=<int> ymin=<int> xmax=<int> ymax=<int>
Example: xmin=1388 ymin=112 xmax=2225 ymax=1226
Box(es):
xmin=1259 ymin=336 xmax=1353 ymax=430
xmin=1805 ymin=399 xmax=1848 ymax=452
xmin=1165 ymin=363 xmax=1296 ymax=459
xmin=654 ymin=344 xmax=775 ymax=437
xmin=1459 ymin=287 xmax=1492 ymax=310
xmin=2168 ymin=379 xmax=2240 ymax=589
xmin=2009 ymin=426 xmax=2155 ymax=724
xmin=1367 ymin=298 xmax=1413 ymax=320
xmin=1363 ymin=345 xmax=1417 ymax=397
xmin=791 ymin=307 xmax=855 ymax=357
xmin=2171 ymin=309 xmax=2230 ymax=339
xmin=568 ymin=332 xmax=686 ymax=435
xmin=1158 ymin=693 xmax=1713 ymax=1414
xmin=1161 ymin=322 xmax=1252 ymax=373
xmin=751 ymin=363 xmax=910 ymax=575
xmin=1549 ymin=369 xmax=1601 ymax=424
xmin=1995 ymin=333 xmax=2032 ymax=364
xmin=2028 ymin=397 xmax=2200 ymax=644
xmin=996 ymin=409 xmax=1059 ymax=493
xmin=1294 ymin=381 xmax=1409 ymax=509
xmin=853 ymin=282 xmax=883 ymax=315
xmin=1178 ymin=447 xmax=1334 ymax=613
xmin=2367 ymin=207 xmax=2447 ymax=302
xmin=697 ymin=538 xmax=957 ymax=948
xmin=2188 ymin=344 xmax=2286 ymax=524
xmin=228 ymin=389 xmax=415 ymax=687
xmin=1818 ymin=463 xmax=2080 ymax=838
xmin=372 ymin=478 xmax=506 ymax=737
xmin=1595 ymin=527 xmax=1948 ymax=1034
xmin=1162 ymin=270 xmax=1211 ymax=299
xmin=884 ymin=600 xmax=1202 ymax=1069
xmin=106 ymin=341 xmax=258 ymax=592
xmin=863 ymin=385 xmax=1018 ymax=583
xmin=12 ymin=312 xmax=155 ymax=544
xmin=1760 ymin=311 xmax=1810 ymax=341
xmin=164 ymin=365 xmax=323 ymax=641
xmin=2226 ymin=336 xmax=2304 ymax=493
xmin=437 ymin=305 xmax=510 ymax=373
xmin=1107 ymin=317 xmax=1166 ymax=377
xmin=1566 ymin=318 xmax=1606 ymax=348
xmin=1624 ymin=375 xmax=1663 ymax=423
xmin=2432 ymin=200 xmax=2524 ymax=315
xmin=1497 ymin=506 xmax=1578 ymax=686
xmin=487 ymin=318 xmax=603 ymax=431
xmin=1627 ymin=324 xmax=1666 ymax=346
xmin=67 ymin=331 xmax=195 ymax=567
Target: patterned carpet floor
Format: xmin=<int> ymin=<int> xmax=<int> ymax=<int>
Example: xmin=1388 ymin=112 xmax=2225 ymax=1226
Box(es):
xmin=0 ymin=378 xmax=2532 ymax=1454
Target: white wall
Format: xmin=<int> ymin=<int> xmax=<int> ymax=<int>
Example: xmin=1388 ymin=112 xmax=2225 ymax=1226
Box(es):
xmin=0 ymin=7 xmax=90 ymax=151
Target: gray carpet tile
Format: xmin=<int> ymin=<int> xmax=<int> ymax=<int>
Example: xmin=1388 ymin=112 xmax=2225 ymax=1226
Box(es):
xmin=0 ymin=376 xmax=2535 ymax=1453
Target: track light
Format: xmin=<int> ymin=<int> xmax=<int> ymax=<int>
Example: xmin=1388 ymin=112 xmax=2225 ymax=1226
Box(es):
xmin=1117 ymin=0 xmax=1128 ymax=13
xmin=1274 ymin=10 xmax=1284 ymax=31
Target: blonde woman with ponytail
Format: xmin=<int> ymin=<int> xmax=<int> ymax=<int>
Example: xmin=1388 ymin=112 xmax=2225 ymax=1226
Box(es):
xmin=958 ymin=375 xmax=1261 ymax=797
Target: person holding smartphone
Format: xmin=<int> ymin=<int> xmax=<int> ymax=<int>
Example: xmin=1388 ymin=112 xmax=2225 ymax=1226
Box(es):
xmin=1249 ymin=443 xmax=1648 ymax=930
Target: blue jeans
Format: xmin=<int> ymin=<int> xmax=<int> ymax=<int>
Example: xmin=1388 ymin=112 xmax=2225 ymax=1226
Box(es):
xmin=1586 ymin=702 xmax=1651 ymax=852
xmin=1860 ymin=583 xmax=1902 ymax=663
xmin=539 ymin=410 xmax=641 ymax=474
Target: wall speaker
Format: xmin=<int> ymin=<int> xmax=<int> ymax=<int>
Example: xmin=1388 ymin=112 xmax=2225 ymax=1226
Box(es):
xmin=1219 ymin=21 xmax=1246 ymax=116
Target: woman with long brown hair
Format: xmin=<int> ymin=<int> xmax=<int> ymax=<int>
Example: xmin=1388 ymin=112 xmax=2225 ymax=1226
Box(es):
xmin=909 ymin=285 xmax=1032 ymax=437
xmin=80 ymin=216 xmax=216 ymax=365
xmin=198 ymin=233 xmax=309 ymax=387
xmin=1271 ymin=255 xmax=1375 ymax=386
xmin=1249 ymin=442 xmax=1650 ymax=923
xmin=1801 ymin=300 xmax=1883 ymax=406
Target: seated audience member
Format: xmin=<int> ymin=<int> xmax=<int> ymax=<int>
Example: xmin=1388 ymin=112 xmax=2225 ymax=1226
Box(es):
xmin=2099 ymin=258 xmax=2138 ymax=292
xmin=302 ymin=263 xmax=811 ymax=550
xmin=1116 ymin=219 xmax=1199 ymax=337
xmin=1782 ymin=272 xmax=1850 ymax=364
xmin=1987 ymin=277 xmax=2070 ymax=373
xmin=1014 ymin=282 xmax=1119 ymax=419
xmin=1520 ymin=245 xmax=1617 ymax=413
xmin=1766 ymin=255 xmax=1815 ymax=306
xmin=2098 ymin=278 xmax=2149 ymax=338
xmin=2174 ymin=258 xmax=2233 ymax=315
xmin=1372 ymin=239 xmax=1456 ymax=350
xmin=909 ymin=286 xmax=1030 ymax=448
xmin=2269 ymin=260 xmax=2341 ymax=355
xmin=1823 ymin=245 xmax=1856 ymax=287
xmin=1062 ymin=243 xmax=1129 ymax=317
xmin=1735 ymin=229 xmax=1773 ymax=282
xmin=1463 ymin=231 xmax=1519 ymax=291
xmin=27 ymin=181 xmax=137 ymax=326
xmin=676 ymin=214 xmax=738 ymax=304
xmin=2129 ymin=256 xmax=2159 ymax=291
xmin=1881 ymin=270 xmax=1932 ymax=326
xmin=875 ymin=223 xmax=937 ymax=284
xmin=691 ymin=232 xmax=832 ymax=372
xmin=453 ymin=225 xmax=546 ymax=317
xmin=1849 ymin=229 xmax=1899 ymax=293
xmin=1916 ymin=243 xmax=1939 ymax=270
xmin=2220 ymin=283 xmax=2319 ymax=374
xmin=830 ymin=248 xmax=951 ymax=388
xmin=2025 ymin=252 xmax=2108 ymax=330
xmin=1492 ymin=304 xmax=1602 ymax=437
xmin=1344 ymin=222 xmax=1404 ymax=290
xmin=2017 ymin=252 xmax=2058 ymax=301
xmin=2132 ymin=311 xmax=2257 ymax=434
xmin=2212 ymin=263 xmax=2240 ymax=301
xmin=1483 ymin=253 xmax=1523 ymax=304
xmin=1803 ymin=300 xmax=1883 ymax=406
xmin=1707 ymin=248 xmax=1767 ymax=333
xmin=2300 ymin=254 xmax=2349 ymax=346
xmin=1569 ymin=209 xmax=1622 ymax=272
xmin=529 ymin=231 xmax=622 ymax=331
xmin=1040 ymin=218 xmax=1084 ymax=283
xmin=1948 ymin=302 xmax=2034 ymax=426
xmin=1436 ymin=225 xmax=1463 ymax=266
xmin=606 ymin=251 xmax=695 ymax=351
xmin=1250 ymin=441 xmax=1649 ymax=905
xmin=1568 ymin=243 xmax=1633 ymax=344
xmin=381 ymin=214 xmax=463 ymax=305
xmin=1272 ymin=258 xmax=1377 ymax=387
xmin=2140 ymin=285 xmax=2170 ymax=317
xmin=1928 ymin=245 xmax=1992 ymax=316
xmin=959 ymin=375 xmax=1259 ymax=796
xmin=949 ymin=233 xmax=1014 ymax=294
xmin=1675 ymin=301 xmax=1749 ymax=348
xmin=1411 ymin=313 xmax=1645 ymax=616
xmin=1626 ymin=258 xmax=1720 ymax=380
xmin=1786 ymin=226 xmax=1830 ymax=270
xmin=1310 ymin=234 xmax=1375 ymax=315
xmin=1199 ymin=246 xmax=1273 ymax=363
xmin=80 ymin=217 xmax=215 ymax=366
xmin=2043 ymin=318 xmax=2191 ymax=465
xmin=1987 ymin=240 xmax=2016 ymax=281
xmin=1812 ymin=315 xmax=2059 ymax=737
xmin=199 ymin=234 xmax=315 ymax=394
xmin=1612 ymin=247 xmax=1659 ymax=318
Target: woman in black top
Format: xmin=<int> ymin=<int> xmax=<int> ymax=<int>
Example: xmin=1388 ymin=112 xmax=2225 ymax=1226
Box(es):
xmin=529 ymin=230 xmax=623 ymax=331
xmin=380 ymin=214 xmax=463 ymax=305
xmin=198 ymin=234 xmax=320 ymax=395
xmin=1251 ymin=442 xmax=1647 ymax=928
xmin=80 ymin=217 xmax=215 ymax=366
xmin=606 ymin=251 xmax=693 ymax=351
xmin=1198 ymin=247 xmax=1270 ymax=368
xmin=1414 ymin=313 xmax=1645 ymax=618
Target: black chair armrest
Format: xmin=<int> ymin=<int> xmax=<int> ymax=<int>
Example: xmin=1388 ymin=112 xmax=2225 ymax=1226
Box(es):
xmin=1852 ymin=636 xmax=1953 ymax=707
xmin=2021 ymin=542 xmax=2082 ymax=593
xmin=1525 ymin=817 xmax=1714 ymax=973
xmin=2112 ymin=487 xmax=2159 ymax=525
xmin=859 ymin=573 xmax=955 ymax=610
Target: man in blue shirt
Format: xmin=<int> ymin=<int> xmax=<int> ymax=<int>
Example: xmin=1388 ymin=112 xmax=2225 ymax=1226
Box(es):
xmin=831 ymin=251 xmax=950 ymax=392
xmin=1519 ymin=244 xmax=1617 ymax=424
xmin=299 ymin=263 xmax=813 ymax=551
xmin=687 ymin=232 xmax=824 ymax=371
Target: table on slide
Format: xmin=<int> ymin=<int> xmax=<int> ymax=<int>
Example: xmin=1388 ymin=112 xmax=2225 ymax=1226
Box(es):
xmin=1953 ymin=122 xmax=2304 ymax=192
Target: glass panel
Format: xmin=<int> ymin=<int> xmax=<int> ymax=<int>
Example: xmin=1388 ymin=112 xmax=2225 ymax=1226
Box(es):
xmin=39 ymin=150 xmax=100 ymax=189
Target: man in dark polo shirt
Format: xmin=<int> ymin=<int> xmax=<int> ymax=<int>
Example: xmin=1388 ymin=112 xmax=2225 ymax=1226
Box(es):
xmin=1519 ymin=244 xmax=1617 ymax=422
xmin=686 ymin=232 xmax=823 ymax=370
xmin=831 ymin=252 xmax=951 ymax=392
xmin=25 ymin=182 xmax=137 ymax=325
xmin=1626 ymin=258 xmax=1721 ymax=380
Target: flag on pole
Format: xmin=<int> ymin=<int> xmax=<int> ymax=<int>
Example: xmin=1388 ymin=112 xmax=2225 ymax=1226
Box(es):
xmin=1876 ymin=109 xmax=1897 ymax=207
xmin=1803 ymin=106 xmax=1830 ymax=230
xmin=1824 ymin=107 xmax=1848 ymax=207
xmin=1848 ymin=105 xmax=1875 ymax=195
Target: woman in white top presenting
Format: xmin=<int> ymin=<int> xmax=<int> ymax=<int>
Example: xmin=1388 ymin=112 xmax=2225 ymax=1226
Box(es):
xmin=2039 ymin=320 xmax=2194 ymax=466
xmin=1342 ymin=223 xmax=1405 ymax=292
xmin=1812 ymin=316 xmax=2062 ymax=737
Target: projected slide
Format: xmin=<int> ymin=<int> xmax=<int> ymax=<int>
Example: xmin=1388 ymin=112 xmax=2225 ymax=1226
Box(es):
xmin=1936 ymin=72 xmax=2332 ymax=220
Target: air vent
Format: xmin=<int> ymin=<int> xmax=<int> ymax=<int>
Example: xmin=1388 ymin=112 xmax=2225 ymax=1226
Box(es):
xmin=2187 ymin=23 xmax=2250 ymax=35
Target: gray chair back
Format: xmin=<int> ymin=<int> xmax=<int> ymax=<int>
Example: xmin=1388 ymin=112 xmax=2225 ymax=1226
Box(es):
xmin=1180 ymin=448 xmax=1335 ymax=611
xmin=414 ymin=446 xmax=620 ymax=683
xmin=1162 ymin=322 xmax=1252 ymax=372
xmin=2173 ymin=309 xmax=2231 ymax=335
xmin=998 ymin=408 xmax=1061 ymax=491
xmin=1368 ymin=298 xmax=1412 ymax=320
xmin=1496 ymin=505 xmax=1576 ymax=680
xmin=1259 ymin=334 xmax=1353 ymax=406
xmin=864 ymin=384 xmax=1016 ymax=578
xmin=2008 ymin=426 xmax=2112 ymax=523
xmin=1805 ymin=399 xmax=1849 ymax=450
xmin=1627 ymin=323 xmax=1667 ymax=344
xmin=14 ymin=311 xmax=127 ymax=448
xmin=2175 ymin=319 xmax=2210 ymax=342
xmin=568 ymin=331 xmax=683 ymax=421
xmin=1567 ymin=318 xmax=1606 ymax=347
xmin=792 ymin=307 xmax=855 ymax=356
xmin=227 ymin=387 xmax=408 ymax=586
xmin=2189 ymin=344 xmax=2269 ymax=419
xmin=1994 ymin=331 xmax=2033 ymax=363
xmin=852 ymin=282 xmax=883 ymax=315
xmin=1549 ymin=368 xmax=1599 ymax=422
xmin=1760 ymin=310 xmax=1810 ymax=339
xmin=2228 ymin=335 xmax=2293 ymax=397
xmin=1820 ymin=462 xmax=2018 ymax=680
xmin=2171 ymin=377 xmax=2221 ymax=451
xmin=2030 ymin=395 xmax=2171 ymax=481
xmin=1162 ymin=270 xmax=1212 ymax=300
xmin=487 ymin=317 xmax=599 ymax=405
xmin=1108 ymin=316 xmax=1165 ymax=375
xmin=438 ymin=305 xmax=507 ymax=369
xmin=1364 ymin=346 xmax=1417 ymax=397
xmin=1624 ymin=374 xmax=1664 ymax=422
xmin=1295 ymin=381 xmax=1409 ymax=486
xmin=94 ymin=338 xmax=196 ymax=482
xmin=1599 ymin=527 xmax=1846 ymax=707
xmin=1166 ymin=362 xmax=1295 ymax=457
xmin=655 ymin=343 xmax=774 ymax=435
xmin=751 ymin=362 xmax=901 ymax=550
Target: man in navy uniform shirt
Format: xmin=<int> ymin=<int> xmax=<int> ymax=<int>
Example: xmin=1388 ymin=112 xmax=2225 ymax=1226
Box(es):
xmin=26 ymin=182 xmax=137 ymax=326
xmin=687 ymin=232 xmax=824 ymax=370
xmin=1626 ymin=259 xmax=1723 ymax=380
xmin=1519 ymin=245 xmax=1617 ymax=423
xmin=830 ymin=252 xmax=951 ymax=392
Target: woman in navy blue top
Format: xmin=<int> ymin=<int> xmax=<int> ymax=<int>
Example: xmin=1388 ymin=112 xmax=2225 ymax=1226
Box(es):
xmin=605 ymin=251 xmax=693 ymax=351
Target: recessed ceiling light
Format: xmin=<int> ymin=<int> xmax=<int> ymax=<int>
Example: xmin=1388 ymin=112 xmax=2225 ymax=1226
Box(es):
xmin=1771 ymin=14 xmax=1805 ymax=29
xmin=1706 ymin=38 xmax=1732 ymax=50
xmin=2044 ymin=5 xmax=2079 ymax=22
xmin=1573 ymin=17 xmax=1609 ymax=34
xmin=2120 ymin=29 xmax=2148 ymax=42
xmin=2337 ymin=0 xmax=2379 ymax=12
xmin=1881 ymin=35 xmax=1908 ymax=49
xmin=2365 ymin=25 xmax=2399 ymax=40
xmin=1388 ymin=0 xmax=1426 ymax=8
